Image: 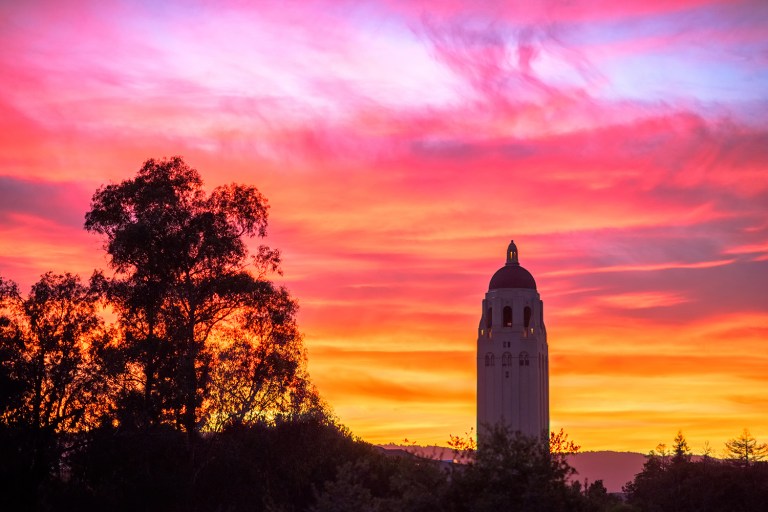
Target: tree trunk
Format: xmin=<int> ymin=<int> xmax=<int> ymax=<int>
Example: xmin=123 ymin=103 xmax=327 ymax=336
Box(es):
xmin=182 ymin=303 xmax=198 ymax=442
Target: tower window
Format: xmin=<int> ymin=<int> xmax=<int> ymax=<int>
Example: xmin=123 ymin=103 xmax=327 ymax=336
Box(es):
xmin=485 ymin=352 xmax=495 ymax=367
xmin=524 ymin=306 xmax=531 ymax=330
xmin=519 ymin=351 xmax=529 ymax=367
xmin=502 ymin=352 xmax=512 ymax=366
xmin=486 ymin=307 xmax=492 ymax=329
xmin=503 ymin=306 xmax=512 ymax=327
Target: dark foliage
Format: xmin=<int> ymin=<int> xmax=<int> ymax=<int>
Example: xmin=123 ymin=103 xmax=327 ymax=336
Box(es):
xmin=0 ymin=272 xmax=107 ymax=510
xmin=311 ymin=448 xmax=450 ymax=512
xmin=84 ymin=157 xmax=317 ymax=435
xmin=446 ymin=424 xmax=590 ymax=512
xmin=624 ymin=432 xmax=768 ymax=512
xmin=44 ymin=417 xmax=369 ymax=512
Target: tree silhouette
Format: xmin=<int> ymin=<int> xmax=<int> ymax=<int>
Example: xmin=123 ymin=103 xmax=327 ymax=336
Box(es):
xmin=550 ymin=428 xmax=580 ymax=457
xmin=0 ymin=272 xmax=106 ymax=505
xmin=725 ymin=428 xmax=768 ymax=467
xmin=0 ymin=272 xmax=105 ymax=432
xmin=672 ymin=430 xmax=692 ymax=465
xmin=203 ymin=288 xmax=324 ymax=431
xmin=85 ymin=157 xmax=316 ymax=436
xmin=448 ymin=425 xmax=584 ymax=512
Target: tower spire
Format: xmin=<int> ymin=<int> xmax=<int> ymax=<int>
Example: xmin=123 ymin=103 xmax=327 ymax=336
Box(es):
xmin=506 ymin=239 xmax=519 ymax=266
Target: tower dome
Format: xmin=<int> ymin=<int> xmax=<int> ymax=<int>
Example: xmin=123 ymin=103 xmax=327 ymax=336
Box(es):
xmin=488 ymin=240 xmax=537 ymax=290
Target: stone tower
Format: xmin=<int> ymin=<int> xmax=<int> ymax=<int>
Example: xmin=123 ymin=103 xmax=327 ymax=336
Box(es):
xmin=477 ymin=240 xmax=549 ymax=441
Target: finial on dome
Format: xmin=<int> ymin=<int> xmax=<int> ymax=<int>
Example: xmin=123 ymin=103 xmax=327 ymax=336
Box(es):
xmin=506 ymin=240 xmax=519 ymax=266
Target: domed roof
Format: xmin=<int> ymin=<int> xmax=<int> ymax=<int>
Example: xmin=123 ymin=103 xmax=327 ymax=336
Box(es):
xmin=489 ymin=265 xmax=537 ymax=290
xmin=488 ymin=240 xmax=537 ymax=290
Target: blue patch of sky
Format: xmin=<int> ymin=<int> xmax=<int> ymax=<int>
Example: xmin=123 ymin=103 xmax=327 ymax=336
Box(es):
xmin=547 ymin=2 xmax=768 ymax=105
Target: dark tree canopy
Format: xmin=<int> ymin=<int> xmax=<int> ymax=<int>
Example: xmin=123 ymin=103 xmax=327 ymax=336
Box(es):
xmin=446 ymin=425 xmax=589 ymax=512
xmin=84 ymin=156 xmax=318 ymax=435
xmin=0 ymin=272 xmax=105 ymax=434
xmin=84 ymin=157 xmax=272 ymax=278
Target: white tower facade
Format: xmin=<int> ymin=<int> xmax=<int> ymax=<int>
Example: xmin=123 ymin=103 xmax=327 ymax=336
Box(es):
xmin=477 ymin=240 xmax=549 ymax=441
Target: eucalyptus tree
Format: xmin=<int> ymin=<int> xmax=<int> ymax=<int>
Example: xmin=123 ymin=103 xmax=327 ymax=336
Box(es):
xmin=85 ymin=157 xmax=316 ymax=436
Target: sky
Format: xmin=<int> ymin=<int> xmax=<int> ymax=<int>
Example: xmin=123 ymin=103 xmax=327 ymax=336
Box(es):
xmin=1 ymin=0 xmax=767 ymax=453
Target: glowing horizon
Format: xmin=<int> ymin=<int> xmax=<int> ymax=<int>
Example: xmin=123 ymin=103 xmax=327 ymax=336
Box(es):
xmin=1 ymin=0 xmax=767 ymax=453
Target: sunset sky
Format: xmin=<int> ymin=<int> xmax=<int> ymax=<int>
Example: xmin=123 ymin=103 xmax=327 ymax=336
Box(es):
xmin=1 ymin=0 xmax=767 ymax=452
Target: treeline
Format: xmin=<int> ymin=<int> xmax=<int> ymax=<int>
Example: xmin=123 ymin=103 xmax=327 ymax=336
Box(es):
xmin=623 ymin=430 xmax=768 ymax=511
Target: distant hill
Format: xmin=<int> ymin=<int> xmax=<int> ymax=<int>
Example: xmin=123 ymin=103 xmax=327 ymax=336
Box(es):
xmin=378 ymin=444 xmax=456 ymax=461
xmin=378 ymin=445 xmax=646 ymax=493
xmin=567 ymin=451 xmax=646 ymax=493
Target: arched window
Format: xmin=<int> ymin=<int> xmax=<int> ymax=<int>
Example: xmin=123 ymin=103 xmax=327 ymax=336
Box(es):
xmin=519 ymin=351 xmax=529 ymax=367
xmin=524 ymin=306 xmax=531 ymax=330
xmin=502 ymin=352 xmax=512 ymax=366
xmin=503 ymin=306 xmax=512 ymax=327
xmin=485 ymin=307 xmax=492 ymax=329
xmin=489 ymin=353 xmax=495 ymax=366
xmin=485 ymin=352 xmax=495 ymax=367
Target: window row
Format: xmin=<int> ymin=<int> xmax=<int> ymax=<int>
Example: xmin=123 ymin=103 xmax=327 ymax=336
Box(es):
xmin=484 ymin=351 xmax=530 ymax=367
xmin=485 ymin=305 xmax=533 ymax=329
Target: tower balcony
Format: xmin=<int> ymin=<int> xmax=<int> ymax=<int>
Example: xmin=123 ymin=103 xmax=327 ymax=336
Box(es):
xmin=479 ymin=326 xmax=540 ymax=340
